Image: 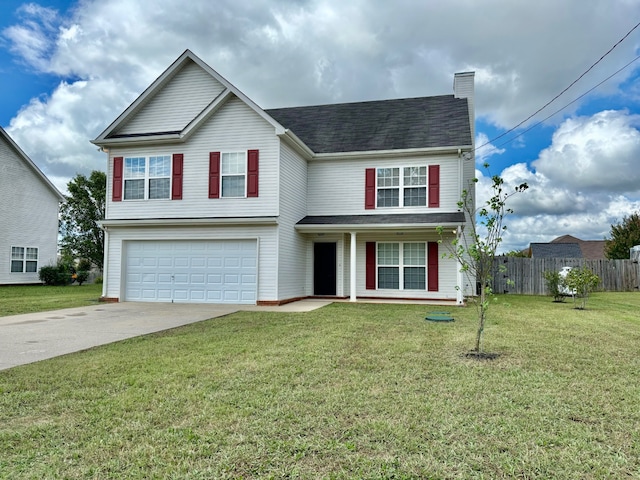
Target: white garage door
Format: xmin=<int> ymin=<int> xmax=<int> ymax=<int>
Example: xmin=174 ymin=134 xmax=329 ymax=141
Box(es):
xmin=124 ymin=240 xmax=257 ymax=304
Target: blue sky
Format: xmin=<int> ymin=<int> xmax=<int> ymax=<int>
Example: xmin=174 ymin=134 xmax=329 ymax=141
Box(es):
xmin=1 ymin=0 xmax=640 ymax=252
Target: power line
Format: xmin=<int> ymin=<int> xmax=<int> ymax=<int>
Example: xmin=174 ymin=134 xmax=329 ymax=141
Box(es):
xmin=491 ymin=54 xmax=640 ymax=150
xmin=477 ymin=19 xmax=640 ymax=152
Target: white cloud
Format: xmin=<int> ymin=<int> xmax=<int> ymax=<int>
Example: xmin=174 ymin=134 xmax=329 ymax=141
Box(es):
xmin=476 ymin=111 xmax=640 ymax=252
xmin=475 ymin=132 xmax=505 ymax=165
xmin=1 ymin=0 xmax=640 ymax=198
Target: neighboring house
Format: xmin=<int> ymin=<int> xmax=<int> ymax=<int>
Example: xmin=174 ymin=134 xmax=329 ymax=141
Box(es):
xmin=92 ymin=50 xmax=475 ymax=305
xmin=0 ymin=127 xmax=64 ymax=284
xmin=529 ymin=235 xmax=607 ymax=259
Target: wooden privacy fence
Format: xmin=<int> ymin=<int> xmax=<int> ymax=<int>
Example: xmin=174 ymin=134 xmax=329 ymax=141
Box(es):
xmin=491 ymin=258 xmax=640 ymax=295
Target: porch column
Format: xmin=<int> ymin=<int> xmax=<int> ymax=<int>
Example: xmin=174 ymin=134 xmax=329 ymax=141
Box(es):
xmin=350 ymin=232 xmax=357 ymax=302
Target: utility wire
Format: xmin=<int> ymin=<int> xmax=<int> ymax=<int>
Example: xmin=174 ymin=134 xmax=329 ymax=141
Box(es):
xmin=477 ymin=19 xmax=640 ymax=152
xmin=491 ymin=54 xmax=640 ymax=150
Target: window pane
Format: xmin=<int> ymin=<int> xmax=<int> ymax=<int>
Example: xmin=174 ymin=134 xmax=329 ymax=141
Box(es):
xmin=404 ymin=187 xmax=426 ymax=206
xmin=11 ymin=247 xmax=24 ymax=260
xmin=222 ymin=152 xmax=245 ymax=174
xmin=149 ymin=178 xmax=170 ymax=199
xmin=11 ymin=260 xmax=23 ymax=273
xmin=404 ymin=267 xmax=426 ymax=289
xmin=377 ymin=189 xmax=399 ymax=207
xmin=124 ymin=179 xmax=145 ymax=200
xmin=222 ymin=175 xmax=245 ymax=197
xmin=377 ymin=168 xmax=399 ymax=187
xmin=377 ymin=243 xmax=399 ymax=266
xmin=124 ymin=157 xmax=145 ymax=178
xmin=149 ymin=156 xmax=171 ymax=177
xmin=378 ymin=267 xmax=399 ymax=289
xmin=26 ymin=248 xmax=38 ymax=260
xmin=403 ymin=243 xmax=425 ymax=266
xmin=26 ymin=261 xmax=38 ymax=273
xmin=404 ymin=166 xmax=426 ymax=186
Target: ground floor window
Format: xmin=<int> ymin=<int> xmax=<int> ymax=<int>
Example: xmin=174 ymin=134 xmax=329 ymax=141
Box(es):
xmin=11 ymin=246 xmax=38 ymax=273
xmin=377 ymin=242 xmax=426 ymax=290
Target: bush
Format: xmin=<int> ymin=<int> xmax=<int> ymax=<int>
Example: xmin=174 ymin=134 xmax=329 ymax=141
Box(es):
xmin=77 ymin=258 xmax=93 ymax=272
xmin=38 ymin=262 xmax=74 ymax=286
xmin=543 ymin=270 xmax=566 ymax=302
xmin=76 ymin=271 xmax=90 ymax=286
xmin=94 ymin=276 xmax=103 ymax=285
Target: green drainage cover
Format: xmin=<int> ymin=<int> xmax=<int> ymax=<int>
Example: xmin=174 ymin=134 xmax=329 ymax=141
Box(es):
xmin=425 ymin=312 xmax=454 ymax=322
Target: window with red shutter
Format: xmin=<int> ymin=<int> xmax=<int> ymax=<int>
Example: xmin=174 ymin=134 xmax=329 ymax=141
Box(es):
xmin=247 ymin=149 xmax=259 ymax=197
xmin=427 ymin=241 xmax=439 ymax=291
xmin=428 ymin=165 xmax=440 ymax=208
xmin=365 ymin=168 xmax=376 ymax=209
xmin=366 ymin=242 xmax=376 ymax=289
xmin=112 ymin=157 xmax=123 ymax=202
xmin=171 ymin=153 xmax=183 ymax=200
xmin=209 ymin=152 xmax=220 ymax=198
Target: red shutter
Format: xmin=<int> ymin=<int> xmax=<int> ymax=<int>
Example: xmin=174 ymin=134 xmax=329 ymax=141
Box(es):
xmin=209 ymin=152 xmax=220 ymax=199
xmin=427 ymin=241 xmax=439 ymax=292
xmin=365 ymin=168 xmax=376 ymax=209
xmin=171 ymin=153 xmax=183 ymax=200
xmin=247 ymin=149 xmax=259 ymax=197
xmin=366 ymin=242 xmax=376 ymax=290
xmin=112 ymin=157 xmax=123 ymax=202
xmin=428 ymin=165 xmax=440 ymax=207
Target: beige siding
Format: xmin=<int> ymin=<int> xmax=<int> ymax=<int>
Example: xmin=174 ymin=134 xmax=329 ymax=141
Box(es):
xmin=116 ymin=60 xmax=225 ymax=135
xmin=307 ymin=154 xmax=461 ymax=216
xmin=103 ymin=224 xmax=278 ymax=301
xmin=106 ymin=96 xmax=279 ymax=220
xmin=276 ymin=142 xmax=309 ymax=300
xmin=0 ymin=138 xmax=59 ymax=284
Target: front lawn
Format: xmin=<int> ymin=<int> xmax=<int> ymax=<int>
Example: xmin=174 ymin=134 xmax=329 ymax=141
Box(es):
xmin=1 ymin=293 xmax=639 ymax=478
xmin=0 ymin=283 xmax=103 ymax=317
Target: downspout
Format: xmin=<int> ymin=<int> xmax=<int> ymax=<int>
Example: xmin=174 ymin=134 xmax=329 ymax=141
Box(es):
xmin=456 ymin=226 xmax=464 ymax=305
xmin=101 ymin=226 xmax=109 ymax=299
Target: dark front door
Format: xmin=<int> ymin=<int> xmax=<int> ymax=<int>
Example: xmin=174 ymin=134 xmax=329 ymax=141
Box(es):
xmin=314 ymin=242 xmax=337 ymax=295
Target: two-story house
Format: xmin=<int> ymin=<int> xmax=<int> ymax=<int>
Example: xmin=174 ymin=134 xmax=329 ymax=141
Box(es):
xmin=1 ymin=127 xmax=64 ymax=284
xmin=92 ymin=50 xmax=475 ymax=305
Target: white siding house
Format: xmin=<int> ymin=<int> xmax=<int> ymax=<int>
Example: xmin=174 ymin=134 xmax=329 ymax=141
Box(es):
xmin=93 ymin=50 xmax=475 ymax=305
xmin=0 ymin=127 xmax=64 ymax=285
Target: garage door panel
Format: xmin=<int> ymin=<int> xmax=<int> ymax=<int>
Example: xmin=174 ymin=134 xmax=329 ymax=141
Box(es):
xmin=125 ymin=240 xmax=257 ymax=304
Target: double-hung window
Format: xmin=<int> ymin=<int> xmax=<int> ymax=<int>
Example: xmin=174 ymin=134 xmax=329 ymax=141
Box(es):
xmin=11 ymin=246 xmax=38 ymax=273
xmin=123 ymin=155 xmax=171 ymax=200
xmin=221 ymin=152 xmax=246 ymax=197
xmin=377 ymin=242 xmax=426 ymax=290
xmin=376 ymin=166 xmax=427 ymax=207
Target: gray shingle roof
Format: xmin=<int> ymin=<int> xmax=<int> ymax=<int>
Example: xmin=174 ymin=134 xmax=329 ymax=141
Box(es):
xmin=266 ymin=95 xmax=471 ymax=154
xmin=297 ymin=213 xmax=465 ymax=226
xmin=530 ymin=243 xmax=583 ymax=259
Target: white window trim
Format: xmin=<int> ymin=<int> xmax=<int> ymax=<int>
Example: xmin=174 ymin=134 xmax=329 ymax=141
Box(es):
xmin=220 ymin=151 xmax=247 ymax=198
xmin=123 ymin=155 xmax=172 ymax=201
xmin=376 ymin=166 xmax=427 ymax=208
xmin=376 ymin=242 xmax=426 ymax=290
xmin=10 ymin=246 xmax=39 ymax=274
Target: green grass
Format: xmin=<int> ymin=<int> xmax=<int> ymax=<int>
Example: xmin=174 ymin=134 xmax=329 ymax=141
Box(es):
xmin=0 ymin=283 xmax=103 ymax=316
xmin=1 ymin=293 xmax=639 ymax=478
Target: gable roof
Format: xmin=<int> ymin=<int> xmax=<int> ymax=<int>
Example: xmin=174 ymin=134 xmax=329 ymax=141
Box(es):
xmin=530 ymin=242 xmax=583 ymax=259
xmin=266 ymin=95 xmax=472 ymax=154
xmin=92 ymin=49 xmax=286 ymax=147
xmin=93 ymin=50 xmax=473 ymax=156
xmin=550 ymin=235 xmax=606 ymax=259
xmin=0 ymin=127 xmax=64 ymax=201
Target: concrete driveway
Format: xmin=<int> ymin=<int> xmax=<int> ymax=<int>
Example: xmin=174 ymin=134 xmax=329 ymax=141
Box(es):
xmin=0 ymin=300 xmax=330 ymax=371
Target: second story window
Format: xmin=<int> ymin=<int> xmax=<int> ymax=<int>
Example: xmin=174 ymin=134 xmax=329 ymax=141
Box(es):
xmin=123 ymin=155 xmax=171 ymax=200
xmin=376 ymin=166 xmax=427 ymax=207
xmin=221 ymin=152 xmax=246 ymax=198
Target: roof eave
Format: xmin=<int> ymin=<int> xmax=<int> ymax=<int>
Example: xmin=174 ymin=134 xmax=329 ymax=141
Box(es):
xmin=310 ymin=144 xmax=473 ymax=160
xmin=99 ymin=216 xmax=279 ymax=229
xmin=295 ymin=221 xmax=465 ymax=233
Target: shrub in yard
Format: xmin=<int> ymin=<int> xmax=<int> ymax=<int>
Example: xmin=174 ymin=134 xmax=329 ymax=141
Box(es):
xmin=94 ymin=276 xmax=103 ymax=285
xmin=543 ymin=270 xmax=566 ymax=302
xmin=38 ymin=262 xmax=74 ymax=286
xmin=565 ymin=266 xmax=600 ymax=309
xmin=75 ymin=270 xmax=90 ymax=285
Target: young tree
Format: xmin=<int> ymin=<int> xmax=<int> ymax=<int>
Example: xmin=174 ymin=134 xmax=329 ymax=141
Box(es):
xmin=605 ymin=212 xmax=640 ymax=259
xmin=564 ymin=266 xmax=600 ymax=310
xmin=438 ymin=173 xmax=528 ymax=354
xmin=59 ymin=171 xmax=106 ymax=270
